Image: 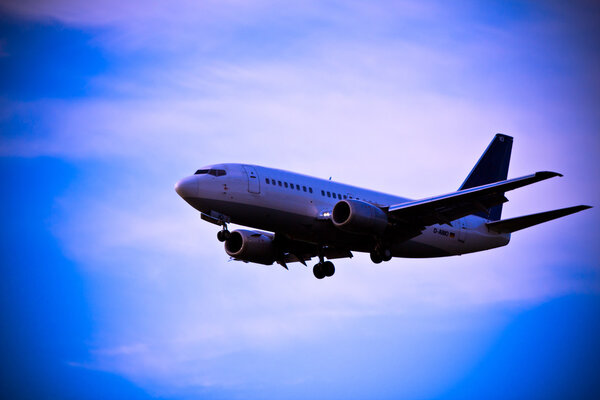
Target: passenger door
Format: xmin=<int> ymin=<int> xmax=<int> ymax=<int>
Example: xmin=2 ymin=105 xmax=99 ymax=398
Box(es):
xmin=243 ymin=165 xmax=260 ymax=194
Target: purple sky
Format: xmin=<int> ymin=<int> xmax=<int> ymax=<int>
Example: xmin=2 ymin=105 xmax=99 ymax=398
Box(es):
xmin=1 ymin=1 xmax=599 ymax=399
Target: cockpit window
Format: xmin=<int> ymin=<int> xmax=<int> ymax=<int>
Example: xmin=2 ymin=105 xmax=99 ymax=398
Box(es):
xmin=209 ymin=169 xmax=227 ymax=177
xmin=195 ymin=169 xmax=226 ymax=176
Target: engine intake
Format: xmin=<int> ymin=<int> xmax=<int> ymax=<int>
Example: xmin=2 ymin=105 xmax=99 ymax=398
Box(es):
xmin=224 ymin=229 xmax=276 ymax=265
xmin=332 ymin=199 xmax=388 ymax=234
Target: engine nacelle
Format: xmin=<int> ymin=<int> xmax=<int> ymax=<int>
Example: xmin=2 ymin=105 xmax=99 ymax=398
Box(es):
xmin=331 ymin=199 xmax=388 ymax=234
xmin=224 ymin=229 xmax=276 ymax=265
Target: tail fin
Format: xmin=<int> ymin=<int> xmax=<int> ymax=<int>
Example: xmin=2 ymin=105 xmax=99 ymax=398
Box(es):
xmin=459 ymin=134 xmax=513 ymax=221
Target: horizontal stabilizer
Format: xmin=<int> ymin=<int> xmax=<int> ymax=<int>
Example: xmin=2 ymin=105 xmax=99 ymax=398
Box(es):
xmin=486 ymin=205 xmax=592 ymax=234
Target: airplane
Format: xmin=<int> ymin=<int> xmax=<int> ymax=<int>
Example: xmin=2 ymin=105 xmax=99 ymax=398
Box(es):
xmin=175 ymin=134 xmax=591 ymax=279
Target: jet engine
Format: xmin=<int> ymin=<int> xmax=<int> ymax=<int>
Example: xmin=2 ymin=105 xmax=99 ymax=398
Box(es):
xmin=224 ymin=229 xmax=276 ymax=265
xmin=332 ymin=199 xmax=388 ymax=234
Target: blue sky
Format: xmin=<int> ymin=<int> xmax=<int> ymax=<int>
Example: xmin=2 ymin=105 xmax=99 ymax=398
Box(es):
xmin=1 ymin=1 xmax=599 ymax=399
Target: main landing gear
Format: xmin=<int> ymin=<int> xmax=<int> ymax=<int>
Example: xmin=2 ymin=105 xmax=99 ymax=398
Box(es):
xmin=313 ymin=249 xmax=335 ymax=279
xmin=313 ymin=261 xmax=335 ymax=279
xmin=370 ymin=246 xmax=392 ymax=264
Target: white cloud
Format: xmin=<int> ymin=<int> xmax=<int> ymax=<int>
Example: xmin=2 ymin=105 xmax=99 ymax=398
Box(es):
xmin=1 ymin=0 xmax=441 ymax=57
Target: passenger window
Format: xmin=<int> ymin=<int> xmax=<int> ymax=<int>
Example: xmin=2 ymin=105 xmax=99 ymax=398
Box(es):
xmin=289 ymin=182 xmax=293 ymax=188
xmin=321 ymin=190 xmax=325 ymax=196
xmin=284 ymin=182 xmax=288 ymax=188
xmin=303 ymin=186 xmax=307 ymax=192
xmin=278 ymin=181 xmax=282 ymax=186
xmin=338 ymin=194 xmax=342 ymax=199
xmin=343 ymin=195 xmax=347 ymax=199
xmin=309 ymin=188 xmax=313 ymax=193
xmin=266 ymin=178 xmax=270 ymax=184
xmin=296 ymin=184 xmax=300 ymax=190
xmin=272 ymin=179 xmax=276 ymax=185
xmin=327 ymin=191 xmax=331 ymax=198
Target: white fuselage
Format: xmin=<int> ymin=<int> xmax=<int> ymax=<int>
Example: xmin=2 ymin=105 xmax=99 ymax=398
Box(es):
xmin=177 ymin=163 xmax=510 ymax=258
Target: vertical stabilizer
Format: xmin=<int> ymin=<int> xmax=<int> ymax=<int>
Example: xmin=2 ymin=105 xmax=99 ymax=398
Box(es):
xmin=459 ymin=134 xmax=513 ymax=220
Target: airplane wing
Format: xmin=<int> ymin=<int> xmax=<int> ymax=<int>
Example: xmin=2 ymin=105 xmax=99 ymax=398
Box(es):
xmin=282 ymin=247 xmax=353 ymax=265
xmin=387 ymin=171 xmax=562 ymax=227
xmin=258 ymin=231 xmax=353 ymax=269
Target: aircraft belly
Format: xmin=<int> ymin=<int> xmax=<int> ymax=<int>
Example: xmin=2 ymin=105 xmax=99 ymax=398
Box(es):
xmin=187 ymin=196 xmax=317 ymax=236
xmin=185 ymin=196 xmax=374 ymax=250
xmin=392 ymin=225 xmax=463 ymax=258
xmin=391 ymin=240 xmax=451 ymax=258
xmin=394 ymin=223 xmax=509 ymax=258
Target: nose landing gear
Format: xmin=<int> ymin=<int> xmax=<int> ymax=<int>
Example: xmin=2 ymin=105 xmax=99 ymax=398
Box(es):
xmin=216 ymin=226 xmax=231 ymax=242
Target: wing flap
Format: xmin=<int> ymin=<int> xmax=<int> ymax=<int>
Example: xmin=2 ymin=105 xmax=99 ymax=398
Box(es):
xmin=388 ymin=171 xmax=562 ymax=226
xmin=283 ymin=248 xmax=353 ymax=264
xmin=272 ymin=233 xmax=353 ymax=266
xmin=486 ymin=205 xmax=592 ymax=234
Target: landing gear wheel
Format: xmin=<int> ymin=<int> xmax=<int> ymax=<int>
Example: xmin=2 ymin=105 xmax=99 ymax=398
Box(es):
xmin=370 ymin=251 xmax=383 ymax=264
xmin=313 ymin=263 xmax=326 ymax=279
xmin=322 ymin=261 xmax=335 ymax=277
xmin=217 ymin=230 xmax=231 ymax=242
xmin=381 ymin=248 xmax=392 ymax=262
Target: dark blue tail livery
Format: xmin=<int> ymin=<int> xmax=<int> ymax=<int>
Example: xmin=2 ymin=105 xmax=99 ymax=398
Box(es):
xmin=459 ymin=134 xmax=513 ymax=221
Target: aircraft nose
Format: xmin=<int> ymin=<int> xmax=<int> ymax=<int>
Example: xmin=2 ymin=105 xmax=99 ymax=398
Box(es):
xmin=175 ymin=176 xmax=198 ymax=198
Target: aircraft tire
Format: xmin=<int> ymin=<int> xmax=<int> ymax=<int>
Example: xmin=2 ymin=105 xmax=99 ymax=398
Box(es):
xmin=217 ymin=230 xmax=231 ymax=242
xmin=313 ymin=263 xmax=326 ymax=279
xmin=381 ymin=248 xmax=392 ymax=262
xmin=323 ymin=261 xmax=335 ymax=277
xmin=370 ymin=251 xmax=383 ymax=264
